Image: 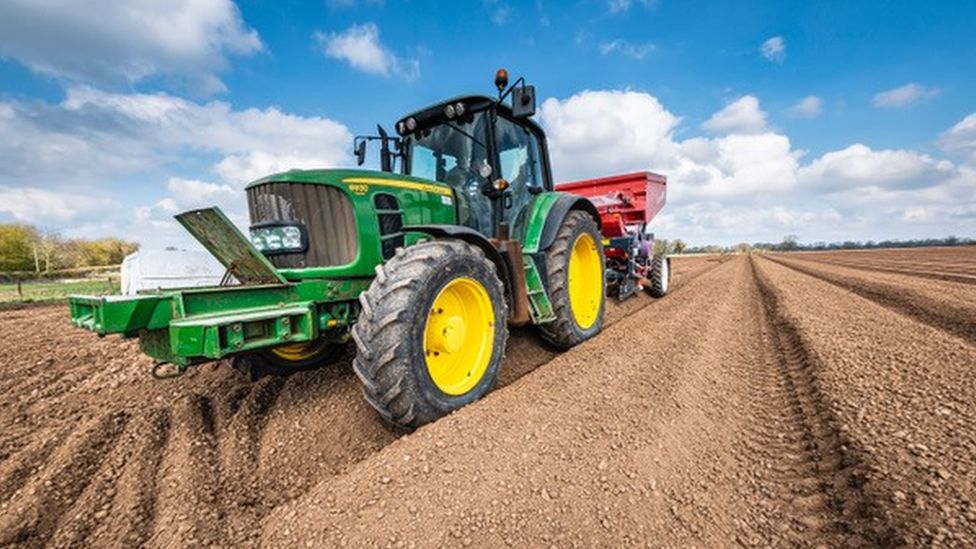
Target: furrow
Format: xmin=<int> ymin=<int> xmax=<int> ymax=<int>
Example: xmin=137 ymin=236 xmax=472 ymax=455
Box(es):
xmin=749 ymin=257 xmax=898 ymax=546
xmin=47 ymin=409 xmax=170 ymax=548
xmin=148 ymin=394 xmax=226 ymax=548
xmin=766 ymin=255 xmax=976 ymax=345
xmin=791 ymin=257 xmax=976 ymax=286
xmin=0 ymin=411 xmax=130 ymax=547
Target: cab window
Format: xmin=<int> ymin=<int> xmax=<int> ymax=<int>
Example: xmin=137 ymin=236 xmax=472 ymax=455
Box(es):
xmin=494 ymin=116 xmax=544 ymax=225
xmin=404 ymin=111 xmax=494 ymax=235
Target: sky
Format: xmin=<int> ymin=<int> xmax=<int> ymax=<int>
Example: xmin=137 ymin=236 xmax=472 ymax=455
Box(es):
xmin=0 ymin=0 xmax=974 ymax=248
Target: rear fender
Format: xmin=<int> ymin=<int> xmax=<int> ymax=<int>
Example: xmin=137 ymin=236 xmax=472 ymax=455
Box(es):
xmin=521 ymin=192 xmax=600 ymax=254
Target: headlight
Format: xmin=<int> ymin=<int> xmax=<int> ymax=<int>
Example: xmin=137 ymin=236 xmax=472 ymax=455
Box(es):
xmin=249 ymin=223 xmax=307 ymax=255
xmin=444 ymin=104 xmax=456 ymax=119
xmin=405 ymin=117 xmax=417 ymax=131
xmin=454 ymin=102 xmax=465 ymax=116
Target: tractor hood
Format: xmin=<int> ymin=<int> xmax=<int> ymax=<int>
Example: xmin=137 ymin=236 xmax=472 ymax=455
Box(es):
xmin=243 ymin=168 xmax=457 ymax=279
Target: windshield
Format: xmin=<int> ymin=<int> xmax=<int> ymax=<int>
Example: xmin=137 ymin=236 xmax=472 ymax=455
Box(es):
xmin=404 ymin=111 xmax=493 ymax=234
xmin=405 ymin=111 xmax=489 ymax=189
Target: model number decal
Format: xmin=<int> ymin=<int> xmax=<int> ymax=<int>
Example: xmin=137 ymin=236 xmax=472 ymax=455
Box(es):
xmin=347 ymin=183 xmax=369 ymax=195
xmin=342 ymin=177 xmax=453 ymax=197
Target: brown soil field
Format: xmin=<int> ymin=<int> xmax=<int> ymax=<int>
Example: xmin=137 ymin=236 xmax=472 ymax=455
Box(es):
xmin=1 ymin=248 xmax=974 ymax=547
xmin=788 ymin=246 xmax=976 ymax=285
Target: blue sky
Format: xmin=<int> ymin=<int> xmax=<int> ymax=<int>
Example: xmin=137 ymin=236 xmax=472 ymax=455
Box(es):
xmin=0 ymin=0 xmax=974 ymax=248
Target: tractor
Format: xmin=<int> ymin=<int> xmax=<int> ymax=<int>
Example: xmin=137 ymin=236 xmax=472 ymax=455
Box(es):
xmin=68 ymin=70 xmax=669 ymax=428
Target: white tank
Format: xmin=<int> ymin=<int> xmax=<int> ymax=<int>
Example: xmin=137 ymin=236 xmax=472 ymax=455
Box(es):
xmin=120 ymin=249 xmax=225 ymax=295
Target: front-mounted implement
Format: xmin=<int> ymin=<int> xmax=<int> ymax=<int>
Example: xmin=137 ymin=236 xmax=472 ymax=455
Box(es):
xmin=69 ymin=69 xmax=670 ymax=427
xmin=69 ymin=208 xmax=363 ymax=377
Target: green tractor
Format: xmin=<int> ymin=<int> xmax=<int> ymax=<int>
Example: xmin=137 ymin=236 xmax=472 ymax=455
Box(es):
xmin=69 ymin=70 xmax=607 ymax=428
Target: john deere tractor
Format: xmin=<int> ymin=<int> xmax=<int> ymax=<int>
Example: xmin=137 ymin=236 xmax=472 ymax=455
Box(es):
xmin=69 ymin=70 xmax=607 ymax=428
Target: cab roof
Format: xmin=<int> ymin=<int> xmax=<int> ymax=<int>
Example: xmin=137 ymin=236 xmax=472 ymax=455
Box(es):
xmin=397 ymin=94 xmax=545 ymax=137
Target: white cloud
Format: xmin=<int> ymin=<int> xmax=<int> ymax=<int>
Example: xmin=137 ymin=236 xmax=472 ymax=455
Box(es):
xmin=326 ymin=0 xmax=384 ymax=8
xmin=798 ymin=144 xmax=957 ymax=192
xmin=314 ymin=23 xmax=419 ymax=81
xmin=599 ymin=40 xmax=655 ymax=60
xmin=166 ymin=178 xmax=239 ymax=209
xmin=215 ymin=152 xmax=335 ymax=185
xmin=939 ymin=112 xmax=976 ymax=163
xmin=701 ymin=95 xmax=768 ymax=135
xmin=539 ymin=89 xmax=976 ymax=244
xmin=134 ymin=177 xmax=245 ymax=233
xmin=607 ymin=0 xmax=656 ymax=13
xmin=872 ymin=83 xmax=940 ymax=108
xmin=538 ymin=90 xmax=681 ymax=181
xmin=540 ymin=91 xmax=798 ymax=203
xmin=0 ymin=186 xmax=116 ymax=224
xmin=57 ymin=86 xmax=352 ymax=185
xmin=655 ymin=202 xmax=844 ymax=243
xmin=0 ymin=0 xmax=262 ymax=94
xmin=760 ymin=36 xmax=786 ymax=63
xmin=483 ymin=0 xmax=511 ymax=24
xmin=671 ymin=133 xmax=801 ymax=201
xmin=0 ymin=87 xmax=352 ymax=244
xmin=787 ymin=96 xmax=823 ymax=118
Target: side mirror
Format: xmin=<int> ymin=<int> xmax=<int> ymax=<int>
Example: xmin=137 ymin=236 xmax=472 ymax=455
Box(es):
xmin=512 ymin=85 xmax=536 ymax=118
xmin=355 ymin=140 xmax=367 ymax=166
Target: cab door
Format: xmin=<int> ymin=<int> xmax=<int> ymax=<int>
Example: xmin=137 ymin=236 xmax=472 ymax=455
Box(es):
xmin=493 ymin=115 xmax=546 ymax=229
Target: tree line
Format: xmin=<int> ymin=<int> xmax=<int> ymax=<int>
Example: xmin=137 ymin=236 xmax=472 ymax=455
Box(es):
xmin=0 ymin=223 xmax=139 ymax=273
xmin=658 ymin=234 xmax=974 ymax=255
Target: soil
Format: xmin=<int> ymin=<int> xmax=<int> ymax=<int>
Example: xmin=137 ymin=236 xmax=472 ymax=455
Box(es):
xmin=1 ymin=248 xmax=974 ymax=547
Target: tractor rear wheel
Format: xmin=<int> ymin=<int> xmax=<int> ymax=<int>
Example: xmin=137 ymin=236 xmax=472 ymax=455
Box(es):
xmin=646 ymin=255 xmax=670 ymax=298
xmin=231 ymin=339 xmax=347 ymax=380
xmin=537 ymin=210 xmax=606 ymax=350
xmin=352 ymin=240 xmax=508 ymax=429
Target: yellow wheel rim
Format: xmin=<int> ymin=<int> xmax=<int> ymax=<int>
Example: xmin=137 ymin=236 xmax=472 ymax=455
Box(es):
xmin=423 ymin=277 xmax=496 ymax=396
xmin=568 ymin=232 xmax=602 ymax=330
xmin=271 ymin=340 xmax=326 ymax=362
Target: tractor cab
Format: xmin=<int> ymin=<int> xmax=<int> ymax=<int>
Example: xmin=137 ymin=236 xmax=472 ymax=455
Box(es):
xmin=357 ymin=71 xmax=550 ymax=239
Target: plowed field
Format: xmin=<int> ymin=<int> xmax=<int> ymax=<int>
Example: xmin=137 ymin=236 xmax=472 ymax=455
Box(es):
xmin=1 ymin=247 xmax=974 ymax=548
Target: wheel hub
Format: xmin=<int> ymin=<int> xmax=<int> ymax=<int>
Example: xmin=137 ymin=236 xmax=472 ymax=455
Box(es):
xmin=428 ymin=314 xmax=467 ymax=354
xmin=423 ymin=277 xmax=495 ymax=396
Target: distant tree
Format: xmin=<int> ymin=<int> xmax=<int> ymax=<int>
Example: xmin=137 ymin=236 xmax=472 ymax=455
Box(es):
xmin=71 ymin=238 xmax=139 ymax=267
xmin=30 ymin=229 xmax=64 ymax=272
xmin=734 ymin=242 xmax=753 ymax=254
xmin=0 ymin=223 xmax=139 ymax=273
xmin=779 ymin=234 xmax=800 ymax=251
xmin=0 ymin=224 xmax=37 ymax=271
xmin=671 ymin=239 xmax=687 ymax=254
xmin=654 ymin=238 xmax=670 ymax=255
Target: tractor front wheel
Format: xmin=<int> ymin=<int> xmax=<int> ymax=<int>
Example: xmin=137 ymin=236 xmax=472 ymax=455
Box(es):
xmin=537 ymin=210 xmax=606 ymax=350
xmin=352 ymin=240 xmax=508 ymax=429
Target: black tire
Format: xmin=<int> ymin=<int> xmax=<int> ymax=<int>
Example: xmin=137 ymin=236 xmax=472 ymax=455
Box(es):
xmin=537 ymin=210 xmax=606 ymax=350
xmin=231 ymin=340 xmax=347 ymax=380
xmin=646 ymin=255 xmax=670 ymax=298
xmin=352 ymin=240 xmax=508 ymax=429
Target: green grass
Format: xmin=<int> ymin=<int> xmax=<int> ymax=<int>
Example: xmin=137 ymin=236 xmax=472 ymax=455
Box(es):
xmin=0 ymin=278 xmax=119 ymax=305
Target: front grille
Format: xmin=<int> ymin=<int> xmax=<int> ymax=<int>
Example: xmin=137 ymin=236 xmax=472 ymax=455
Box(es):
xmin=247 ymin=182 xmax=358 ymax=268
xmin=373 ymin=193 xmax=404 ymax=260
